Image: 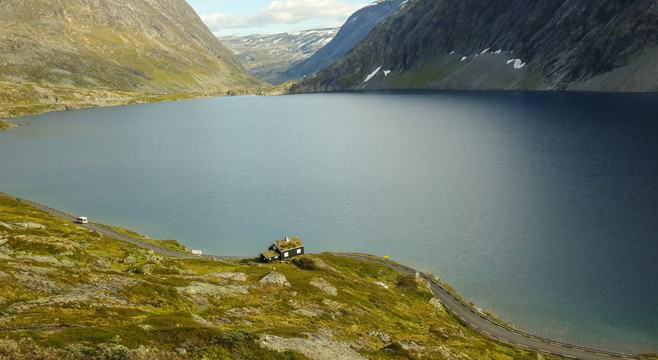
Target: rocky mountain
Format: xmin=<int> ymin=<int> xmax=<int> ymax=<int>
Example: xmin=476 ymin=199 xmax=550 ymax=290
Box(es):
xmin=283 ymin=0 xmax=407 ymax=83
xmin=220 ymin=29 xmax=338 ymax=84
xmin=293 ymin=0 xmax=658 ymax=92
xmin=0 ymin=0 xmax=266 ymax=119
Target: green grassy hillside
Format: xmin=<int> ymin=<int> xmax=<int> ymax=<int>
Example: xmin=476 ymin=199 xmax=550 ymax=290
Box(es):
xmin=0 ymin=194 xmax=568 ymax=359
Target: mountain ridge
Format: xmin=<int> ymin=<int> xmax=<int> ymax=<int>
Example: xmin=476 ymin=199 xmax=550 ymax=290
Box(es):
xmin=0 ymin=0 xmax=266 ymax=120
xmin=219 ymin=28 xmax=339 ymax=84
xmin=282 ymin=0 xmax=407 ymax=83
xmin=293 ymin=0 xmax=658 ymax=92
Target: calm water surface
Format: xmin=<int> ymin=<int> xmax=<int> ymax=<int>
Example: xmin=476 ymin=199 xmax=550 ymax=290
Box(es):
xmin=1 ymin=92 xmax=656 ymax=353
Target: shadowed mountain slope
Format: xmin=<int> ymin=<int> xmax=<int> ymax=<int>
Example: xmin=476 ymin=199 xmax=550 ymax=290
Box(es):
xmin=283 ymin=0 xmax=406 ymax=83
xmin=293 ymin=0 xmax=658 ymax=92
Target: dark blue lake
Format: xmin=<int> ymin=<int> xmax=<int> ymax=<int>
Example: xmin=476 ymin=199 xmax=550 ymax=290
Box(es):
xmin=1 ymin=91 xmax=656 ymax=354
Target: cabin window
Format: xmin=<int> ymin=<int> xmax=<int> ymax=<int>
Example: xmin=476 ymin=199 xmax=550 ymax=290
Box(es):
xmin=284 ymin=252 xmax=289 ymax=258
xmin=297 ymin=248 xmax=302 ymax=254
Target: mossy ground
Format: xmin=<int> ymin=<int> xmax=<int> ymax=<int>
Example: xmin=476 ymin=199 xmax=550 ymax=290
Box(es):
xmin=0 ymin=195 xmax=570 ymax=359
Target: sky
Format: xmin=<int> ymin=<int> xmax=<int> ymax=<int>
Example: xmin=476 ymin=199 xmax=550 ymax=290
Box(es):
xmin=186 ymin=0 xmax=371 ymax=36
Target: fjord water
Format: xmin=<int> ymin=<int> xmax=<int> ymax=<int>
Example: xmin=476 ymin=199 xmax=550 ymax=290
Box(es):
xmin=1 ymin=92 xmax=656 ymax=353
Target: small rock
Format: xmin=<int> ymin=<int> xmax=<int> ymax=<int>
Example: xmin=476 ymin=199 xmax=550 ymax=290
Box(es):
xmin=226 ymin=307 xmax=260 ymax=315
xmin=366 ymin=329 xmax=391 ymax=343
xmin=259 ymin=272 xmax=290 ymax=288
xmin=214 ymin=317 xmax=232 ymax=324
xmin=322 ymin=299 xmax=344 ymax=311
xmin=387 ymin=340 xmax=426 ymax=353
xmin=59 ymin=259 xmax=75 ymax=267
xmin=173 ymin=348 xmax=187 ymax=356
xmin=93 ymin=260 xmax=111 ymax=268
xmin=310 ymin=277 xmax=337 ymax=296
xmin=378 ymin=330 xmax=391 ymax=343
xmin=139 ymin=324 xmax=152 ymax=331
xmin=293 ymin=309 xmax=321 ymax=317
xmin=429 ymin=298 xmax=444 ymax=312
xmin=192 ymin=314 xmax=216 ymax=327
xmin=120 ymin=254 xmax=137 ymax=264
xmin=188 ymin=295 xmax=211 ymax=308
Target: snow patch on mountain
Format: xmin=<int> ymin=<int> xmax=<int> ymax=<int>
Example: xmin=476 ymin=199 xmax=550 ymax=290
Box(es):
xmin=364 ymin=66 xmax=382 ymax=82
xmin=507 ymin=59 xmax=526 ymax=69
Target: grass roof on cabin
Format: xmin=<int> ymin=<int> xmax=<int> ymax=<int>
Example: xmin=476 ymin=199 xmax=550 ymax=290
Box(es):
xmin=261 ymin=250 xmax=279 ymax=258
xmin=273 ymin=237 xmax=303 ymax=250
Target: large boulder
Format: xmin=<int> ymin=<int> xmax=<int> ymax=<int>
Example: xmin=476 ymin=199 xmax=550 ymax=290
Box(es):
xmin=259 ymin=272 xmax=290 ymax=288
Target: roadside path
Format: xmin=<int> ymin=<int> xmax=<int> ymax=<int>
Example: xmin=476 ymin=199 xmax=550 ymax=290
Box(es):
xmin=1 ymin=192 xmax=243 ymax=261
xmin=333 ymin=253 xmax=647 ymax=360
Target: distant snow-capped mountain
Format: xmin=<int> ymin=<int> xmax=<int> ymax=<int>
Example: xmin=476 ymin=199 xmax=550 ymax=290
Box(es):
xmin=219 ymin=29 xmax=338 ymax=84
xmin=281 ymin=0 xmax=407 ymax=84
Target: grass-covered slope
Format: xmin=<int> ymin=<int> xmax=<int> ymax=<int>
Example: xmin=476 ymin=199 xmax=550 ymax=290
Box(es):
xmin=0 ymin=0 xmax=267 ymax=120
xmin=0 ymin=194 xmax=568 ymax=359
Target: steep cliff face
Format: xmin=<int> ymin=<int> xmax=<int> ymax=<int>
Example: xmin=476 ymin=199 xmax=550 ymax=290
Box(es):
xmin=283 ymin=0 xmax=407 ymax=82
xmin=0 ymin=0 xmax=265 ymax=94
xmin=294 ymin=0 xmax=658 ymax=92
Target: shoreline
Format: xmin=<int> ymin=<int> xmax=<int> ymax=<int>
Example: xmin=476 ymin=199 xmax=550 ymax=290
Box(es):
xmin=0 ymin=191 xmax=650 ymax=360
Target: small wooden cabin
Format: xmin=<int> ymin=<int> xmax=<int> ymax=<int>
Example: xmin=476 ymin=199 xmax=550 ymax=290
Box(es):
xmin=260 ymin=236 xmax=304 ymax=263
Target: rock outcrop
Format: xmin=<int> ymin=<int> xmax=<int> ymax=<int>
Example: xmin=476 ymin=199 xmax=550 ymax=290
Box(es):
xmin=309 ymin=277 xmax=337 ymax=296
xmin=260 ymin=332 xmax=368 ymax=360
